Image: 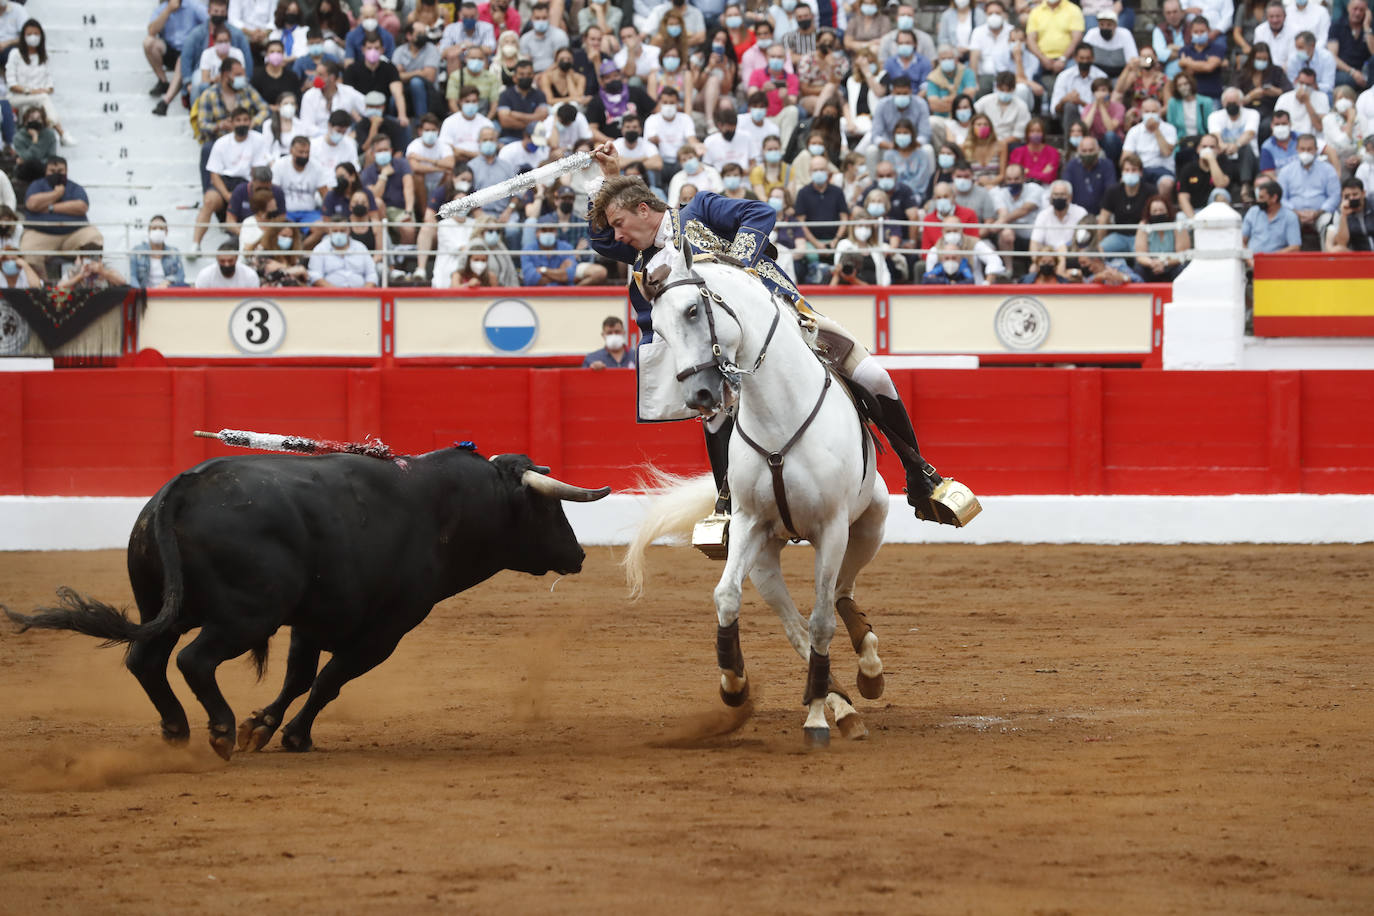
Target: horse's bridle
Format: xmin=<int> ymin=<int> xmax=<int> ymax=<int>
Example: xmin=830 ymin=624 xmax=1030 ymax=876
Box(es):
xmin=654 ymin=272 xmax=781 ymax=390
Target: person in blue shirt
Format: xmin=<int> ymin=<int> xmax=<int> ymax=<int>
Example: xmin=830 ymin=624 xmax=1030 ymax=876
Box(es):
xmin=1178 ymin=15 xmax=1227 ymax=101
xmin=868 ymin=75 xmax=931 ymax=148
xmin=176 ymin=0 xmax=253 ymax=94
xmin=129 ymin=215 xmax=189 ymax=287
xmin=1258 ymin=110 xmax=1302 ymax=173
xmin=290 ymin=27 xmax=344 ymax=84
xmin=344 ymin=5 xmax=396 ymax=65
xmin=582 ymin=316 xmax=637 ymax=369
xmin=1285 ymin=31 xmax=1338 ymax=95
xmin=1061 ymin=134 xmax=1116 ymax=215
xmin=1241 ymin=178 xmax=1302 ymax=252
xmin=521 ymin=226 xmax=577 ymax=285
xmin=1277 ymin=133 xmax=1340 ymax=240
xmin=145 ymin=0 xmax=207 ymax=97
xmin=883 ymin=30 xmax=932 ymax=88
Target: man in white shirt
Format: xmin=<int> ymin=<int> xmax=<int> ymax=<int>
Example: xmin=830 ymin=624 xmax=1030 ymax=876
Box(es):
xmin=614 ymin=23 xmax=660 ymax=82
xmin=1051 ymin=44 xmax=1108 ymax=133
xmin=974 ymin=70 xmax=1032 ymax=140
xmin=667 ymin=147 xmax=723 ymax=205
xmin=1207 ymin=87 xmax=1262 ymax=187
xmin=990 ymin=162 xmax=1045 ymax=246
xmin=519 ymin=2 xmax=569 ymax=73
xmin=406 ymin=112 xmax=456 ymax=195
xmin=228 ymin=0 xmax=274 ymax=48
xmin=542 ymin=102 xmax=593 ymax=153
xmin=640 ymin=0 xmax=706 ymax=45
xmin=299 ymin=61 xmax=366 ymax=136
xmin=1285 ymin=0 xmax=1330 ymax=46
xmin=702 ymin=108 xmax=752 ymax=172
xmin=1275 ymin=67 xmax=1332 ymax=135
xmin=1253 ymin=0 xmax=1299 ymax=70
xmin=612 ymin=114 xmax=664 ymax=171
xmin=196 ymin=107 xmax=271 ymax=248
xmin=969 ymin=0 xmax=1013 ymax=87
xmin=1030 ymin=180 xmax=1089 ymax=251
xmin=309 ymin=220 xmax=380 ymax=286
xmin=644 ymin=88 xmax=694 ymax=168
xmin=195 ymin=240 xmax=261 ymax=287
xmin=440 ymin=85 xmax=495 ymax=163
xmin=1122 ymin=96 xmax=1179 ymax=183
xmin=1082 ymin=9 xmax=1137 ymax=78
xmin=734 ymin=92 xmax=781 ymax=166
xmin=310 ymin=110 xmax=361 ymax=174
xmin=272 ymin=136 xmax=331 ymax=222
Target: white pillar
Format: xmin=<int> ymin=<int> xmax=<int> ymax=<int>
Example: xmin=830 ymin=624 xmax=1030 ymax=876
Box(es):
xmin=1163 ymin=202 xmax=1246 ymax=369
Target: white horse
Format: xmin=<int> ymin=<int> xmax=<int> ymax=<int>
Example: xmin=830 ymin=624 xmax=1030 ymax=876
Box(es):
xmin=623 ymin=246 xmax=888 ymax=747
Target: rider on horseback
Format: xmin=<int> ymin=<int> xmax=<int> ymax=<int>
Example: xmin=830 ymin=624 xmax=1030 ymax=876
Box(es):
xmin=585 ymin=141 xmax=965 ymax=535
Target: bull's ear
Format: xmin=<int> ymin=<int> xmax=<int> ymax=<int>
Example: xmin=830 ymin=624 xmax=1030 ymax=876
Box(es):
xmin=679 ymin=234 xmax=694 ymax=271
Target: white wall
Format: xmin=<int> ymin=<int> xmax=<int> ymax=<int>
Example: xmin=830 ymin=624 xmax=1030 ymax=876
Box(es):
xmin=3 ymin=494 xmax=1372 ymax=551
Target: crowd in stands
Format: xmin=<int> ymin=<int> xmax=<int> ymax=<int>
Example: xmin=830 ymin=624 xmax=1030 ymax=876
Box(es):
xmin=5 ymin=0 xmax=1374 ymax=293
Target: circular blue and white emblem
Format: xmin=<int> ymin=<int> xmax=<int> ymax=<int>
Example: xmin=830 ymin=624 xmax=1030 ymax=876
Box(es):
xmin=483 ymin=298 xmax=539 ymax=353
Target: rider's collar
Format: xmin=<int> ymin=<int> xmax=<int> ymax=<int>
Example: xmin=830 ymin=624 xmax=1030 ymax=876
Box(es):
xmin=652 ymin=207 xmax=678 ymax=251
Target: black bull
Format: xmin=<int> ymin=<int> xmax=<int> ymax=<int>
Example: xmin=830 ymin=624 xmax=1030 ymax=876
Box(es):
xmin=5 ymin=449 xmax=609 ymax=759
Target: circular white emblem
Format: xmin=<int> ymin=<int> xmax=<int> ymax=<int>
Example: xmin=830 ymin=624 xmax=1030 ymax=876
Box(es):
xmin=229 ymin=299 xmax=286 ymax=355
xmin=993 ymin=295 xmax=1051 ymax=351
xmin=483 ymin=298 xmax=539 ymax=354
xmin=0 ymin=300 xmax=29 ymax=355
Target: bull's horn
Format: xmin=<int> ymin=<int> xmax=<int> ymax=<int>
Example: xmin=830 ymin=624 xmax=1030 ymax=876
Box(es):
xmin=521 ymin=470 xmax=611 ymax=502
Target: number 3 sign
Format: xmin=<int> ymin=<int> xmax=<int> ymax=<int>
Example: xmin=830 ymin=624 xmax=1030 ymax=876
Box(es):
xmin=229 ymin=299 xmax=286 ymax=355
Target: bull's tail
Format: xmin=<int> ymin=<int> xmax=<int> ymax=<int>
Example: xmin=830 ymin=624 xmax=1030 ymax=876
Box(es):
xmin=5 ymin=495 xmax=184 ymax=649
xmin=621 ymin=467 xmax=718 ymax=599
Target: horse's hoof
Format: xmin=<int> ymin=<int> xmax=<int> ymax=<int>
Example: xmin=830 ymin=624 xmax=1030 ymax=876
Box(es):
xmin=161 ymin=722 xmax=190 ymax=745
xmin=237 ymin=710 xmax=278 ymax=751
xmin=857 ymin=670 xmax=885 ymax=700
xmin=280 ymin=731 xmax=313 ymax=753
xmin=720 ymin=681 xmax=750 ymax=708
xmin=835 ymin=712 xmax=868 ymax=741
xmin=803 ymin=726 xmax=831 ymax=748
xmin=208 ymin=734 xmax=234 ymax=761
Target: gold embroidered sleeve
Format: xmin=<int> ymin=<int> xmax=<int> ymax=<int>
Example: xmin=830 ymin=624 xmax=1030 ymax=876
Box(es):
xmin=726 ymin=227 xmax=765 ymax=267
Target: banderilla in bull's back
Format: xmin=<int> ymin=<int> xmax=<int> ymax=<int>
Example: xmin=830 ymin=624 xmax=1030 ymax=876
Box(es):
xmin=194 ymin=428 xmax=406 ymax=463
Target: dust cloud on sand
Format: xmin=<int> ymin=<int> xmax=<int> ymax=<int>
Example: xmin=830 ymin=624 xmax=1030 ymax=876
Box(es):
xmin=5 ymin=737 xmax=224 ymax=792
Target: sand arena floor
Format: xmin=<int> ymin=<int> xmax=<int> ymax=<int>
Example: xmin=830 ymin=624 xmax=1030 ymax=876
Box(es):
xmin=0 ymin=544 xmax=1371 ymax=914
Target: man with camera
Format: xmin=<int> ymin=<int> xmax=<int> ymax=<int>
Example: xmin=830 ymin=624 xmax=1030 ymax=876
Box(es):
xmin=1330 ymin=177 xmax=1374 ymax=251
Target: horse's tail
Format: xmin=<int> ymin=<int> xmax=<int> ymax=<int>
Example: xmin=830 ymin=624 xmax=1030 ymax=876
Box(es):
xmin=622 ymin=466 xmax=718 ymax=599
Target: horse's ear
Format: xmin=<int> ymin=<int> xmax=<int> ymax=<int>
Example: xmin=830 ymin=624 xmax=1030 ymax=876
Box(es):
xmin=679 ymin=234 xmax=694 ymax=271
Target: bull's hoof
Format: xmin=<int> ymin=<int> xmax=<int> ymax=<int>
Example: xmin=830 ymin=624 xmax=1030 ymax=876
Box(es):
xmin=857 ymin=670 xmax=885 ymax=700
xmin=161 ymin=722 xmax=190 ymax=745
xmin=835 ymin=711 xmax=869 ymax=741
xmin=236 ymin=710 xmax=279 ymax=752
xmin=803 ymin=726 xmax=831 ymax=748
xmin=720 ymin=681 xmax=750 ymax=708
xmin=280 ymin=731 xmax=313 ymax=753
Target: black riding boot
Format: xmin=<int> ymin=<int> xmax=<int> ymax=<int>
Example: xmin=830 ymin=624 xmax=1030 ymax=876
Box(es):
xmin=874 ymin=395 xmax=944 ymax=515
xmin=703 ymin=415 xmax=734 ymax=515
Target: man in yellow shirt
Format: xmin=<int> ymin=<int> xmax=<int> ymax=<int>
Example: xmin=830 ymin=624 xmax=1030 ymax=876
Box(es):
xmin=1027 ymin=0 xmax=1085 ymax=91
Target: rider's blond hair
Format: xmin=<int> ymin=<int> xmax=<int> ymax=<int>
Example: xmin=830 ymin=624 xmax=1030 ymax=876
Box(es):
xmin=589 ymin=175 xmax=667 ymax=231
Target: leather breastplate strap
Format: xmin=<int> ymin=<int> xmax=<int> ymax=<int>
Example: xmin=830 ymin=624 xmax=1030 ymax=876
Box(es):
xmin=735 ymin=374 xmax=832 ymax=541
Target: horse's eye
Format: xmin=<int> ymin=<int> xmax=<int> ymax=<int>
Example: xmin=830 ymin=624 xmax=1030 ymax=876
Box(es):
xmin=686 ymin=304 xmax=698 ymax=320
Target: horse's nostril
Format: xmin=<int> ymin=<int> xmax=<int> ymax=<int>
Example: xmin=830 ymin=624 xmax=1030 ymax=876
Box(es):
xmin=694 ymin=389 xmax=713 ymax=405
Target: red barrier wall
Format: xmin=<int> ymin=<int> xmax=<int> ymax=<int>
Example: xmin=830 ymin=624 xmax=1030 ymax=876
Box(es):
xmin=1 ymin=368 xmax=1372 ymax=498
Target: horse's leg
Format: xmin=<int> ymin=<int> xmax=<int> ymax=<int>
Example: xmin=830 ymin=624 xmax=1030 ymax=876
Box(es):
xmin=835 ymin=485 xmax=890 ymax=700
xmin=712 ymin=517 xmax=769 ymax=707
xmin=749 ymin=540 xmax=868 ymax=740
xmin=803 ymin=518 xmax=849 ymax=748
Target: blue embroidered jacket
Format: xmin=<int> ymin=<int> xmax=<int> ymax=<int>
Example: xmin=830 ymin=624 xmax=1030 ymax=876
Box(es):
xmin=588 ymin=191 xmax=804 ymax=342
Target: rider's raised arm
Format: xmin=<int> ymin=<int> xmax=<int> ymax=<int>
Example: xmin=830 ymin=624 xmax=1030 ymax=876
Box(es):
xmin=693 ymin=192 xmax=777 ymax=268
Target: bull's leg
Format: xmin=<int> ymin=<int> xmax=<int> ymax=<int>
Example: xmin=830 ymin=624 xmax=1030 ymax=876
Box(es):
xmin=237 ymin=631 xmax=321 ymax=752
xmin=749 ymin=540 xmax=867 ymax=740
xmin=711 ymin=517 xmax=768 ymax=707
xmin=835 ymin=487 xmax=889 ymax=700
xmin=278 ymin=632 xmax=406 ymax=752
xmin=803 ymin=520 xmax=848 ymax=748
xmin=125 ymin=630 xmax=190 ymax=744
xmin=176 ymin=627 xmax=261 ymax=760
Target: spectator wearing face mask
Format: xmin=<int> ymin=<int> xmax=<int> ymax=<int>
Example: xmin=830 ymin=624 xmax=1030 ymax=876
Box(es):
xmin=702 ymin=107 xmax=752 ymax=173
xmin=299 ymin=60 xmax=366 ymax=136
xmin=883 ymin=119 xmax=936 ymax=202
xmin=269 ymin=1 xmax=310 ymax=61
xmin=1098 ymin=153 xmax=1150 ymax=252
xmin=262 ymin=91 xmax=312 ymax=159
xmin=7 ymin=21 xmax=73 ymax=147
xmin=1030 ymin=180 xmax=1089 ymax=252
xmin=879 ymin=5 xmax=938 ymax=65
xmin=226 ymin=166 xmax=289 ymax=239
xmin=394 ymin=23 xmax=441 ymax=121
xmin=345 ymin=35 xmax=408 ymax=134
xmin=950 ymin=164 xmax=995 ymax=224
xmin=926 ymin=45 xmax=978 ymax=121
xmin=172 ymin=0 xmax=254 ymax=112
xmin=441 ymin=86 xmax=496 ymax=166
xmin=1122 ymin=98 xmax=1178 ymax=186
xmin=451 ymin=241 xmax=500 ymax=287
xmin=1051 ymin=43 xmax=1107 ymax=135
xmin=346 ymin=4 xmax=397 ymax=65
xmin=13 ymin=105 xmax=57 ymax=182
xmin=884 ymin=29 xmax=933 ymax=88
xmin=1177 ymin=15 xmax=1227 ymax=103
xmin=273 ymin=136 xmax=331 ymax=225
xmin=644 ymin=89 xmax=692 ymax=176
xmin=991 ymin=162 xmax=1045 ymax=261
xmin=130 ymin=215 xmax=188 ymax=288
xmin=1259 ymin=110 xmax=1304 ymax=173
xmin=793 ymin=154 xmax=851 ymax=281
xmin=1205 ymin=87 xmax=1260 ymax=198
xmin=1275 ymin=67 xmax=1331 ymax=136
xmin=751 ymin=135 xmax=794 ymax=200
xmin=1062 ymin=134 xmax=1116 ymax=216
xmin=867 ymin=76 xmax=932 ymax=154
xmin=453 ymin=217 xmax=518 ymax=286
xmin=668 ymin=147 xmax=723 ymax=206
xmin=352 ymin=89 xmax=409 ymax=160
xmin=1134 ymin=194 xmax=1189 ymax=282
xmin=1331 ymin=177 xmax=1374 ymax=251
xmin=0 ymin=244 xmax=40 ymax=289
xmin=1286 ymin=0 xmax=1331 ymax=51
xmin=312 ymin=109 xmax=362 ymax=173
xmin=468 ymin=125 xmax=519 ymax=215
xmin=521 ymin=223 xmax=577 ymax=285
xmin=1009 ymin=116 xmax=1062 ymax=184
xmin=440 ymin=0 xmax=496 ymax=74
xmin=361 ymin=134 xmax=417 ymax=246
xmin=919 ymin=181 xmax=979 ymax=248
xmin=309 ymin=218 xmax=380 ymax=286
xmin=735 ymin=92 xmax=781 ymax=169
xmin=614 ymin=114 xmax=665 ymax=174
xmin=1177 ymin=133 xmax=1234 ymax=216
xmin=253 ymin=40 xmax=298 ymax=113
xmin=923 ymin=215 xmax=1004 ymax=284
xmin=1081 ymin=8 xmax=1135 ymax=79
xmin=974 ymin=70 xmax=1032 ymax=142
xmin=1242 ymin=178 xmax=1302 ymax=252
xmin=499 ymin=58 xmax=551 ymax=144
xmin=518 ymin=3 xmax=569 ymax=74
xmin=291 ymin=28 xmax=344 ymax=86
xmin=1277 ymin=132 xmax=1341 ymax=244
xmin=193 ymin=107 xmax=271 ymax=250
xmin=1026 ymin=0 xmax=1087 ymax=94
xmin=20 ymin=157 xmax=103 ymax=278
xmin=195 ymin=239 xmax=260 ymax=288
xmin=583 ymin=315 xmax=636 ymax=369
xmin=1322 ymin=85 xmax=1367 ymax=169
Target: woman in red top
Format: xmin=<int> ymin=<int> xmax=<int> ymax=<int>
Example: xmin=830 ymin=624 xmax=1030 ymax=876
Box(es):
xmin=1008 ymin=117 xmax=1061 ymax=184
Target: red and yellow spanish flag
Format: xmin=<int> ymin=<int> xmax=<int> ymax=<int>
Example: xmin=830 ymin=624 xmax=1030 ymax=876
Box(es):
xmin=1253 ymin=253 xmax=1374 ymax=337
